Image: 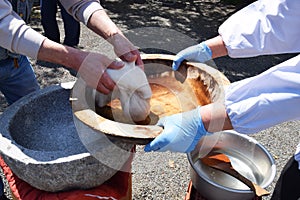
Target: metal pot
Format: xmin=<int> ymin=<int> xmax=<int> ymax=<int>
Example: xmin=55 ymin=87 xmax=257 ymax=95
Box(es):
xmin=187 ymin=130 xmax=276 ymax=200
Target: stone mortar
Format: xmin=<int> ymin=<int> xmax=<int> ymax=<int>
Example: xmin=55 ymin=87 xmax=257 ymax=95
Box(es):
xmin=0 ymin=84 xmax=134 ymax=192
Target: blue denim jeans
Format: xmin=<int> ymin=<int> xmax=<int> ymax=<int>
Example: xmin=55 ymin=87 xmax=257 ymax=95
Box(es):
xmin=0 ymin=56 xmax=40 ymax=105
xmin=0 ymin=178 xmax=3 ymax=197
xmin=40 ymin=0 xmax=80 ymax=47
xmin=0 ymin=56 xmax=39 ymax=197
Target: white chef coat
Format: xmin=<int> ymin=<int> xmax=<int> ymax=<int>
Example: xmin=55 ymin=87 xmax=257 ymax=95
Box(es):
xmin=0 ymin=0 xmax=102 ymax=59
xmin=218 ymin=0 xmax=300 ymax=167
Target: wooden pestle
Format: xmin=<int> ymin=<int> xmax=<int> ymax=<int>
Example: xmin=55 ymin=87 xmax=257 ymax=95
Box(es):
xmin=201 ymin=152 xmax=270 ymax=197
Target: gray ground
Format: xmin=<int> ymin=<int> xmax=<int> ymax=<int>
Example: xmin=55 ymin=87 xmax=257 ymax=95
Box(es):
xmin=1 ymin=0 xmax=299 ymax=199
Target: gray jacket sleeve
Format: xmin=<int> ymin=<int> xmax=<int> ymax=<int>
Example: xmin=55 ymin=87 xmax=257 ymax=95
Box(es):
xmin=0 ymin=0 xmax=45 ymax=59
xmin=59 ymin=0 xmax=103 ymax=25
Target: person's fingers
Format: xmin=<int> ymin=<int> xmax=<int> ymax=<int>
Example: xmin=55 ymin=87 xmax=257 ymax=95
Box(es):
xmin=144 ymin=130 xmax=168 ymax=152
xmin=96 ymin=60 xmax=124 ymax=93
xmin=100 ymin=60 xmax=124 ymax=92
xmin=120 ymin=50 xmax=145 ymax=70
xmin=99 ymin=72 xmax=116 ymax=91
xmin=144 ymin=139 xmax=160 ymax=152
xmin=94 ymin=62 xmax=118 ymax=94
xmin=156 ymin=116 xmax=167 ymax=127
xmin=136 ymin=57 xmax=144 ymax=70
xmin=144 ymin=117 xmax=169 ymax=152
xmin=144 ymin=143 xmax=154 ymax=152
xmin=107 ymin=60 xmax=124 ymax=70
xmin=133 ymin=50 xmax=144 ymax=70
xmin=96 ymin=81 xmax=111 ymax=95
xmin=172 ymin=56 xmax=184 ymax=71
xmin=120 ymin=52 xmax=137 ymax=63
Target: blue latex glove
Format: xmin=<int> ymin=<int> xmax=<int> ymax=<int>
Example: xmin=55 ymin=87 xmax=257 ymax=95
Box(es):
xmin=172 ymin=42 xmax=212 ymax=70
xmin=144 ymin=106 xmax=210 ymax=153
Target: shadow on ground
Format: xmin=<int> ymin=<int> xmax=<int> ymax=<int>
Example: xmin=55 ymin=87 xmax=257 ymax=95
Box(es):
xmin=102 ymin=0 xmax=295 ymax=82
xmin=29 ymin=0 xmax=296 ymax=82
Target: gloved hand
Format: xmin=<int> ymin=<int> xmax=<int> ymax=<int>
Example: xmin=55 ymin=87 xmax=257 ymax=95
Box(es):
xmin=172 ymin=42 xmax=212 ymax=70
xmin=144 ymin=106 xmax=210 ymax=153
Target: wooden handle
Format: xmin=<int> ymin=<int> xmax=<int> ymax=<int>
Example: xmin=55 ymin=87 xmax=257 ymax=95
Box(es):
xmin=201 ymin=153 xmax=270 ymax=197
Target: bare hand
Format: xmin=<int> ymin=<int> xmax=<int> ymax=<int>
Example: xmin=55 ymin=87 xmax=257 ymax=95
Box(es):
xmin=78 ymin=52 xmax=124 ymax=94
xmin=107 ymin=33 xmax=144 ymax=70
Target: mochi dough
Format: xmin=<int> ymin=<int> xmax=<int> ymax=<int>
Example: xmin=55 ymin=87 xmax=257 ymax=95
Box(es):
xmin=95 ymin=62 xmax=152 ymax=122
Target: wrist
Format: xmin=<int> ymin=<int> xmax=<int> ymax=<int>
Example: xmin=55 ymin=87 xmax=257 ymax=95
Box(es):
xmin=200 ymin=103 xmax=233 ymax=132
xmin=195 ymin=106 xmax=209 ymax=134
xmin=106 ymin=32 xmax=125 ymax=46
xmin=87 ymin=10 xmax=120 ymax=40
xmin=204 ymin=35 xmax=228 ymax=59
xmin=38 ymin=39 xmax=87 ymax=71
xmin=199 ymin=42 xmax=212 ymax=59
xmin=185 ymin=106 xmax=209 ymax=152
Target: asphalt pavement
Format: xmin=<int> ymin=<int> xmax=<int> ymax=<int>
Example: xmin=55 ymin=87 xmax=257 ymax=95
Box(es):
xmin=0 ymin=1 xmax=299 ymax=199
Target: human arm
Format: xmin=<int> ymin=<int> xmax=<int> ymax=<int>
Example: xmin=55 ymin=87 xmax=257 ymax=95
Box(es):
xmin=59 ymin=0 xmax=143 ymax=67
xmin=157 ymin=0 xmax=300 ymax=153
xmin=146 ymin=55 xmax=300 ymax=153
xmin=173 ymin=0 xmax=300 ymax=69
xmin=37 ymin=39 xmax=124 ymax=93
xmin=219 ymin=0 xmax=300 ymax=57
xmin=0 ymin=0 xmax=45 ymax=59
xmin=0 ymin=0 xmax=123 ymax=93
xmin=172 ymin=36 xmax=227 ymax=70
xmin=225 ymin=55 xmax=300 ymax=133
xmin=144 ymin=103 xmax=233 ymax=153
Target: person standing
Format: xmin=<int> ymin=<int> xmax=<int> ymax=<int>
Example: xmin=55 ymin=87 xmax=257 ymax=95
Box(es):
xmin=0 ymin=0 xmax=143 ymax=199
xmin=145 ymin=0 xmax=300 ymax=199
xmin=40 ymin=0 xmax=80 ymax=47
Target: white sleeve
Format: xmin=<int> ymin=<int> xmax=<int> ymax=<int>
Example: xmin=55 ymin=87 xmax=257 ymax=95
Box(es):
xmin=225 ymin=55 xmax=300 ymax=134
xmin=59 ymin=0 xmax=103 ymax=25
xmin=295 ymin=143 xmax=300 ymax=169
xmin=218 ymin=0 xmax=300 ymax=58
xmin=0 ymin=0 xmax=46 ymax=59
